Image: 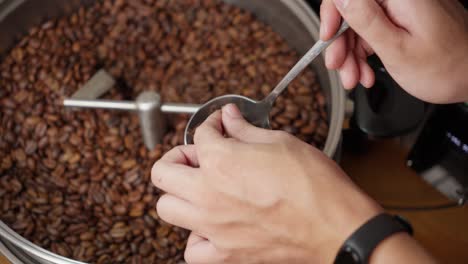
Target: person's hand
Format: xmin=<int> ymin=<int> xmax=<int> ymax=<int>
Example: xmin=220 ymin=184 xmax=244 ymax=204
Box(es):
xmin=321 ymin=0 xmax=468 ymax=103
xmin=152 ymin=104 xmax=382 ymax=263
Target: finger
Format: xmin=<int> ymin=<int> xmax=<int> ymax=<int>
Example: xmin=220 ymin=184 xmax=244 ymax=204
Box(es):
xmin=152 ymin=160 xmax=200 ymax=200
xmin=320 ymin=0 xmax=342 ymax=40
xmin=221 ymin=104 xmax=278 ymax=144
xmin=185 ymin=239 xmax=224 ymax=264
xmin=325 ymin=35 xmax=347 ymax=69
xmin=159 ymin=145 xmax=199 ymax=167
xmin=332 ymin=0 xmax=404 ymax=57
xmin=354 ymin=39 xmax=375 ymax=88
xmin=193 ymin=110 xmax=224 ymax=146
xmin=157 ymin=194 xmax=202 ymax=232
xmin=358 ymin=58 xmax=375 ymax=88
xmin=338 ymin=50 xmax=360 ymax=89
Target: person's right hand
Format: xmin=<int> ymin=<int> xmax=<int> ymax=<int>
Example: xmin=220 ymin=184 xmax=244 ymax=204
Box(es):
xmin=152 ymin=104 xmax=383 ymax=263
xmin=321 ymin=0 xmax=468 ymax=103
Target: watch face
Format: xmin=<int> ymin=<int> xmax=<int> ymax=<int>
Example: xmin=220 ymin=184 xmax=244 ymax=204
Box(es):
xmin=334 ymin=248 xmax=361 ymax=264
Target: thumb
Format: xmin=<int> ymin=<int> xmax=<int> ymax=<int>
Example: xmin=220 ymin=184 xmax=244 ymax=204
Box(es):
xmin=221 ymin=104 xmax=276 ymax=144
xmin=333 ymin=0 xmax=403 ymax=56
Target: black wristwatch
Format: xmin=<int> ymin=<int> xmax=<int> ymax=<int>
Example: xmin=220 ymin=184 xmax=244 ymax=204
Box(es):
xmin=334 ymin=213 xmax=413 ymax=264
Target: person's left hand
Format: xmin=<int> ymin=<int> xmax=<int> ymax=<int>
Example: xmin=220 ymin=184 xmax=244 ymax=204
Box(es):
xmin=151 ymin=104 xmax=381 ymax=264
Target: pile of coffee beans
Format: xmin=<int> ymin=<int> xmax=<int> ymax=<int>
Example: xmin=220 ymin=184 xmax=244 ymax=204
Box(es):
xmin=0 ymin=0 xmax=328 ymax=263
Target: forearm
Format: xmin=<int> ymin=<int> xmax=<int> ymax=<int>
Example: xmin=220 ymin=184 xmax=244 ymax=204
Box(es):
xmin=370 ymin=233 xmax=436 ymax=264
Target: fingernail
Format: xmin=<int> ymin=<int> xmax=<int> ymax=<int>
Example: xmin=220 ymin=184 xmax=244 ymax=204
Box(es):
xmin=223 ymin=104 xmax=242 ymax=118
xmin=333 ymin=0 xmax=349 ymax=11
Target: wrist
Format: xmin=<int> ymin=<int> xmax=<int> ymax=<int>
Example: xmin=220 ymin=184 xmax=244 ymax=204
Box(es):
xmin=321 ymin=192 xmax=384 ymax=263
xmin=333 ymin=194 xmax=384 ymax=252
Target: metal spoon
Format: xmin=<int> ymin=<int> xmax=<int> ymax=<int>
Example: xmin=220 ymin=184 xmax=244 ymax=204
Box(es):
xmin=184 ymin=21 xmax=349 ymax=144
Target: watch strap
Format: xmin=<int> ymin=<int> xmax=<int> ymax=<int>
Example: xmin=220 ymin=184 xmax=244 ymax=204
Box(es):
xmin=334 ymin=213 xmax=413 ymax=264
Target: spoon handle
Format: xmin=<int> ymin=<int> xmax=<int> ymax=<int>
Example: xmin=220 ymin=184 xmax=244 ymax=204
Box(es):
xmin=263 ymin=21 xmax=349 ymax=105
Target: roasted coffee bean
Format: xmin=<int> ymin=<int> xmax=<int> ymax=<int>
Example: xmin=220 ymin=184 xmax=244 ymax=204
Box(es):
xmin=79 ymin=231 xmax=94 ymax=241
xmin=113 ymin=204 xmax=127 ymax=216
xmin=0 ymin=0 xmax=328 ymax=263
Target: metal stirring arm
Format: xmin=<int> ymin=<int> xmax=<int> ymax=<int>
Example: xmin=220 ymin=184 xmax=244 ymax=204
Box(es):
xmin=63 ymin=98 xmax=201 ymax=114
xmin=64 ymin=92 xmax=201 ymax=150
xmin=63 ymin=69 xmax=201 ymax=150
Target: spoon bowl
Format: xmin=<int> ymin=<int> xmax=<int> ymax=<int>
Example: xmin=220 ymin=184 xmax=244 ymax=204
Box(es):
xmin=184 ymin=95 xmax=271 ymax=144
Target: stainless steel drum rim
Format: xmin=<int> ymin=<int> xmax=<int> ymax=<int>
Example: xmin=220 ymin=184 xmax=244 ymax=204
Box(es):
xmin=0 ymin=0 xmax=345 ymax=263
xmin=281 ymin=0 xmax=345 ymax=156
xmin=0 ymin=222 xmax=83 ymax=264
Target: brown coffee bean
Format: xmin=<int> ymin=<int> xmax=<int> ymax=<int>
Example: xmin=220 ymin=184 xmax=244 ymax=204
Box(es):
xmin=129 ymin=202 xmax=145 ymax=217
xmin=96 ymin=254 xmax=111 ymax=264
xmin=317 ymin=121 xmax=329 ymax=137
xmin=275 ymin=115 xmax=290 ymax=126
xmin=113 ymin=204 xmax=127 ymax=216
xmin=124 ymin=135 xmax=134 ymax=149
xmin=1 ymin=156 xmax=13 ymax=171
xmin=110 ymin=222 xmax=129 ymax=239
xmin=124 ymin=169 xmax=139 ymax=183
xmin=69 ymin=134 xmax=81 ymax=145
xmin=80 ymin=231 xmax=94 ymax=241
xmin=13 ymin=90 xmax=29 ymax=103
xmin=43 ymin=158 xmax=57 ymax=169
xmin=300 ymin=123 xmax=317 ymax=135
xmin=24 ymin=141 xmax=37 ymax=154
xmin=68 ymin=153 xmax=81 ymax=164
xmin=128 ymin=190 xmax=142 ymax=203
xmin=148 ymin=209 xmax=159 ymax=220
xmin=71 ymin=43 xmax=81 ymax=53
xmin=121 ymin=159 xmax=137 ymax=170
xmin=34 ymin=122 xmax=47 ymax=138
xmin=139 ymin=242 xmax=152 ymax=257
xmin=283 ymin=104 xmax=299 ymax=119
xmin=156 ymin=225 xmax=171 ymax=237
xmin=13 ymin=149 xmax=27 ymax=163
